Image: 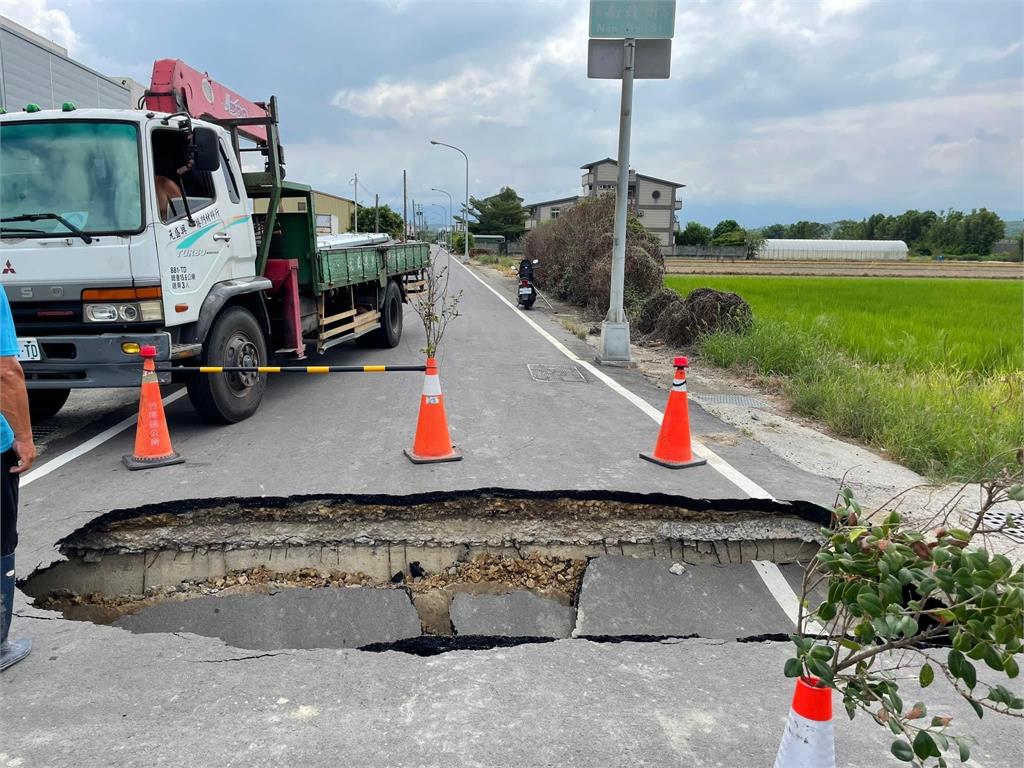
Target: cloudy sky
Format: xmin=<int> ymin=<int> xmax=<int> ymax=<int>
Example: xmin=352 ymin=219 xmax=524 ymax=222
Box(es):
xmin=5 ymin=0 xmax=1023 ymax=228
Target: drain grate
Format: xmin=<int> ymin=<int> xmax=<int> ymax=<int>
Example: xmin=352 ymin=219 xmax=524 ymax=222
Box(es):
xmin=31 ymin=423 xmax=60 ymax=440
xmin=527 ymin=364 xmax=586 ymax=383
xmin=690 ymin=393 xmax=767 ymax=409
xmin=966 ymin=510 xmax=1024 ymax=545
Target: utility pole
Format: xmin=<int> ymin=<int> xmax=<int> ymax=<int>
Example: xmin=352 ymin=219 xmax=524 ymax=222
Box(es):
xmin=411 ymin=198 xmax=416 ymax=238
xmin=374 ymin=193 xmax=379 ymax=234
xmin=351 ymin=172 xmax=359 ymax=234
xmin=402 ymin=170 xmax=408 ymax=242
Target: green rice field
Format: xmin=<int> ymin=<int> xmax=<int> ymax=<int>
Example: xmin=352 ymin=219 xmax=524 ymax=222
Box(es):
xmin=665 ymin=275 xmax=1024 ymax=480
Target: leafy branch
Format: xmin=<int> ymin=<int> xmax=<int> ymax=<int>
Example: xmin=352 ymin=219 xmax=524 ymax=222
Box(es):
xmin=786 ymin=464 xmax=1024 ymax=766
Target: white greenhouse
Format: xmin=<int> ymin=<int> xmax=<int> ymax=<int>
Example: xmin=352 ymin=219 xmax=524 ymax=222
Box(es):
xmin=760 ymin=239 xmax=909 ymax=261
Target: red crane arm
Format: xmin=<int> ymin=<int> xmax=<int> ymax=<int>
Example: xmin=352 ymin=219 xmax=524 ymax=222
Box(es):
xmin=145 ymin=59 xmax=268 ymax=143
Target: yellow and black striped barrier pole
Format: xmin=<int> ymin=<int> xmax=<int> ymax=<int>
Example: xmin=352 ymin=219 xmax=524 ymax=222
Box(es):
xmin=189 ymin=364 xmax=428 ymax=374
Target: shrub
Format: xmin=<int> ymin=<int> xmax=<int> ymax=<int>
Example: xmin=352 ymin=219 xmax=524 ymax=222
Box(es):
xmin=524 ymin=195 xmax=663 ymax=317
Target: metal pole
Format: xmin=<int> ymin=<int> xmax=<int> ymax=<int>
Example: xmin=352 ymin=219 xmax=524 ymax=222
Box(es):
xmin=411 ymin=199 xmax=416 ymax=238
xmin=402 ymin=170 xmax=408 ymax=242
xmin=432 ymin=188 xmax=453 ymax=249
xmin=375 ymin=193 xmax=379 ymax=234
xmin=599 ymin=38 xmax=635 ymax=365
xmin=352 ymin=172 xmax=359 ymax=234
xmin=430 ymin=141 xmax=469 ymax=262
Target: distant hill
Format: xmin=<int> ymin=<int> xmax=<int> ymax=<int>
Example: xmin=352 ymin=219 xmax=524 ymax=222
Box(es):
xmin=1004 ymin=220 xmax=1023 ymax=237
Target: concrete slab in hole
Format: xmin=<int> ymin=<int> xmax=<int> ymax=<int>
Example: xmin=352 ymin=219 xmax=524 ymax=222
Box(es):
xmin=450 ymin=591 xmax=576 ymax=638
xmin=574 ymin=556 xmax=794 ymax=639
xmin=114 ymin=587 xmax=421 ymax=650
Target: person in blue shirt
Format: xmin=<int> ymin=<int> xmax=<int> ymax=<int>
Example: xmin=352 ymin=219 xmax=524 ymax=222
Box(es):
xmin=0 ymin=288 xmax=36 ymax=671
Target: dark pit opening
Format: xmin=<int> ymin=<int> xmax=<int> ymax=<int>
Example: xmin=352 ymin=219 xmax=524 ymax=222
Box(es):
xmin=23 ymin=488 xmax=828 ymax=653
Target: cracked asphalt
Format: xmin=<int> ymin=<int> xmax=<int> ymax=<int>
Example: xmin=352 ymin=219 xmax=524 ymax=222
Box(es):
xmin=3 ymin=251 xmax=1021 ymax=766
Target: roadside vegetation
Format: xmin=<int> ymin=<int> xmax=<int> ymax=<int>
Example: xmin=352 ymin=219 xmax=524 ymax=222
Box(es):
xmin=677 ymin=209 xmax=1022 ymax=261
xmin=666 ymin=275 xmax=1024 ymax=480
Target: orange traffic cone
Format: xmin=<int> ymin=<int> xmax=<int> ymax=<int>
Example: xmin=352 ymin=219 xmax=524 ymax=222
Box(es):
xmin=640 ymin=356 xmax=707 ymax=469
xmin=774 ymin=676 xmax=835 ymax=767
xmin=122 ymin=345 xmax=184 ymax=470
xmin=404 ymin=357 xmax=462 ymax=464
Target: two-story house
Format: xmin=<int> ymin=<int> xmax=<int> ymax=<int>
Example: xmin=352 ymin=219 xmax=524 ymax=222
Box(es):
xmin=525 ymin=158 xmax=684 ymax=246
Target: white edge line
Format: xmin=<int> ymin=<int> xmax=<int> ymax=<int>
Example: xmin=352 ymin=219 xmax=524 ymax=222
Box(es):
xmin=451 ymin=256 xmax=774 ymax=500
xmin=20 ymin=390 xmax=188 ymax=487
xmin=752 ymin=559 xmax=824 ymax=634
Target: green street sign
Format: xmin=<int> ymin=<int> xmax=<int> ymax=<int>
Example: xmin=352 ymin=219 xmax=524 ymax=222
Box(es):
xmin=589 ymin=0 xmax=676 ymax=39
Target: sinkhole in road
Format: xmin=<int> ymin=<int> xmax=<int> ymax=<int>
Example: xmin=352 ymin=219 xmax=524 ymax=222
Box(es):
xmin=23 ymin=489 xmax=828 ymax=654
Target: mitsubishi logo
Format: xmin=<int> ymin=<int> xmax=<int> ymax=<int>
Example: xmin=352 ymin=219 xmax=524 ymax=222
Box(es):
xmin=1 ymin=260 xmax=14 ymax=275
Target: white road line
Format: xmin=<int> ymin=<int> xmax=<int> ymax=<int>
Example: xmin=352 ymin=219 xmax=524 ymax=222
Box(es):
xmin=20 ymin=390 xmax=188 ymax=488
xmin=752 ymin=560 xmax=824 ymax=634
xmin=451 ymin=257 xmax=774 ymax=500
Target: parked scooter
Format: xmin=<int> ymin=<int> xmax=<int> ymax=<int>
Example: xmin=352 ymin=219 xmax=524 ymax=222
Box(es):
xmin=517 ymin=258 xmax=539 ymax=309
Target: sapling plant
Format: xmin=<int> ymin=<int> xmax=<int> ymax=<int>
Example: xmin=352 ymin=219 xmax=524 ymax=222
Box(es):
xmin=787 ymin=466 xmax=1024 ymax=766
xmin=410 ymin=252 xmax=463 ymax=359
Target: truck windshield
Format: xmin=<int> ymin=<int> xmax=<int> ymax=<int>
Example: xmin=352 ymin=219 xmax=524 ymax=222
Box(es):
xmin=0 ymin=120 xmax=142 ymax=236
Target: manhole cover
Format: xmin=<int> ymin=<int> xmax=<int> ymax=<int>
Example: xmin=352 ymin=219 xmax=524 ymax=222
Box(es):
xmin=966 ymin=510 xmax=1024 ymax=544
xmin=691 ymin=393 xmax=767 ymax=409
xmin=527 ymin=364 xmax=586 ymax=383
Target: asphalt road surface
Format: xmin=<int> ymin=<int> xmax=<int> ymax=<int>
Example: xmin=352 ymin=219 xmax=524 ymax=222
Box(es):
xmin=4 ymin=249 xmax=1020 ymax=767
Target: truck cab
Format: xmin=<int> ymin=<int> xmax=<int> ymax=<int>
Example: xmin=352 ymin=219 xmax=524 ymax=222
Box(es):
xmin=0 ymin=105 xmax=265 ymax=421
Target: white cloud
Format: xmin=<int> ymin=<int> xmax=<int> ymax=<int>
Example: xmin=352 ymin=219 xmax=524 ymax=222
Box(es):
xmin=1 ymin=0 xmax=79 ymax=54
xmin=332 ymin=11 xmax=589 ymax=128
xmin=718 ymin=88 xmax=1023 ymax=207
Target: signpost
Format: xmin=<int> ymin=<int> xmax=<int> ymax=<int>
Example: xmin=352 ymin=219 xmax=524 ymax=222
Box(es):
xmin=589 ymin=0 xmax=675 ymax=366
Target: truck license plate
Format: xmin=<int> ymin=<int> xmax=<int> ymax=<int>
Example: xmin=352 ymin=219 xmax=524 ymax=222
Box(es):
xmin=16 ymin=337 xmax=41 ymax=362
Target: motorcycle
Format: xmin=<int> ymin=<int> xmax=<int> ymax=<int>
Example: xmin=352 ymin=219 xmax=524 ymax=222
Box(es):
xmin=517 ymin=258 xmax=539 ymax=309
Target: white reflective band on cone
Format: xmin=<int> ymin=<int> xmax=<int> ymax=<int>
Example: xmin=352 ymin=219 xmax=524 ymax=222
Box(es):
xmin=422 ymin=374 xmax=442 ymax=397
xmin=774 ymin=711 xmax=835 ymax=768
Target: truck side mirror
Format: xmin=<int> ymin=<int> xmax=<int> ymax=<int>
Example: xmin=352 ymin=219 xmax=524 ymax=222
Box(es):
xmin=191 ymin=127 xmax=220 ymax=172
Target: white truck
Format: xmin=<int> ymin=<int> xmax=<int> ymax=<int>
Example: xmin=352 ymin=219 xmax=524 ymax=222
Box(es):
xmin=0 ymin=60 xmax=428 ymax=423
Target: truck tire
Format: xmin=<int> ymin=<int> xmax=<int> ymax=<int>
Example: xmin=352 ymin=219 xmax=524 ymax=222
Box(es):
xmin=187 ymin=306 xmax=267 ymax=424
xmin=27 ymin=388 xmax=71 ymax=423
xmin=360 ymin=280 xmax=403 ymax=348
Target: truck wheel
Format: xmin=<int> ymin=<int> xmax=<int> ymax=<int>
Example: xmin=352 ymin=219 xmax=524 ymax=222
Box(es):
xmin=187 ymin=306 xmax=267 ymax=424
xmin=27 ymin=388 xmax=71 ymax=422
xmin=360 ymin=280 xmax=403 ymax=348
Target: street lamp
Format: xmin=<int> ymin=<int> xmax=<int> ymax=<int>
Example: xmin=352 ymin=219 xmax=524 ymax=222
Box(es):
xmin=430 ymin=140 xmax=469 ymax=263
xmin=431 ymin=187 xmax=453 ymax=248
xmin=430 ymin=204 xmax=447 ymax=245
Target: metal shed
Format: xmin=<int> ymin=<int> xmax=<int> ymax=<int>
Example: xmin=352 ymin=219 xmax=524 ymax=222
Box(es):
xmin=760 ymin=239 xmax=909 ymax=262
xmin=0 ymin=16 xmax=128 ymax=111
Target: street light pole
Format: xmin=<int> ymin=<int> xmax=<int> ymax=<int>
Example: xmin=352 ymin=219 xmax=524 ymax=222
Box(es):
xmin=430 ymin=140 xmax=469 ymax=263
xmin=431 ymin=188 xmax=453 ymax=249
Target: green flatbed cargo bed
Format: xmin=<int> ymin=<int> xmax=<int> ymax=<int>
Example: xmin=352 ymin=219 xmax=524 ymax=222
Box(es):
xmin=315 ymin=240 xmax=430 ymax=293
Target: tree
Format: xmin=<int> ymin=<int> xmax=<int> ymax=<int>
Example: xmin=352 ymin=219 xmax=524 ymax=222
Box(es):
xmin=961 ymin=208 xmax=1005 ymax=256
xmin=350 ymin=205 xmax=404 ymax=239
xmin=833 ymin=219 xmax=867 ymax=240
xmin=467 ymin=187 xmax=527 ymax=241
xmin=712 ymin=219 xmax=741 ymax=240
xmin=788 ymin=477 xmax=1024 ymax=767
xmin=712 ymin=229 xmax=747 ymax=247
xmin=450 ymin=231 xmax=475 ymax=253
xmin=761 ymin=223 xmax=786 ymax=238
xmin=744 ymin=229 xmax=766 ymax=259
xmin=675 ymin=221 xmax=712 ymax=246
xmin=785 ymin=220 xmax=829 ymax=239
